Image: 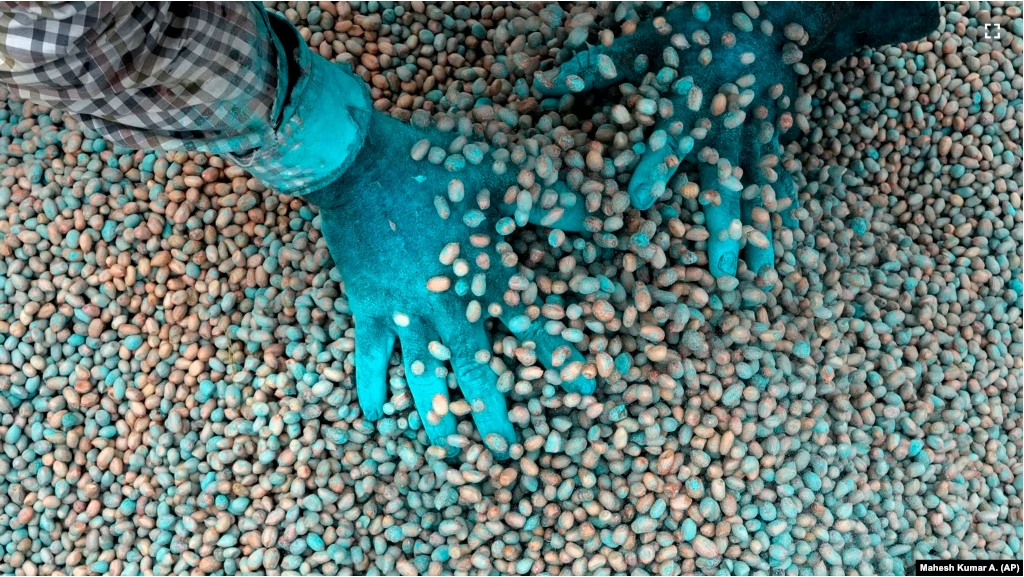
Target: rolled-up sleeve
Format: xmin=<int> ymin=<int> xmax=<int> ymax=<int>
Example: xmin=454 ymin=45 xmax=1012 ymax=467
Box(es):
xmin=0 ymin=1 xmax=285 ymax=154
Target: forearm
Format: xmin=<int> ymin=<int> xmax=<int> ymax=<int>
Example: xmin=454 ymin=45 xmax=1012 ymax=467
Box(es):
xmin=0 ymin=1 xmax=284 ymax=154
xmin=0 ymin=1 xmax=372 ymax=196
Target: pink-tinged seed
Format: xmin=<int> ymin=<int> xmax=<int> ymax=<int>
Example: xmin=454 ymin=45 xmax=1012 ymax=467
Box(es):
xmin=596 ymin=352 xmax=614 ymax=377
xmin=517 ymin=169 xmax=535 ymax=189
xmin=597 ymin=54 xmax=617 ymax=79
xmin=711 ymin=93 xmax=727 ymax=116
xmin=427 ymin=276 xmax=451 ymax=292
xmin=471 ymin=274 xmax=486 ymax=297
xmin=635 ymin=283 xmax=652 ymax=312
xmin=469 ymin=234 xmax=490 ymax=248
xmin=746 ymin=228 xmax=770 ymax=249
xmin=640 ymin=326 xmax=665 ymax=342
xmin=452 ymin=259 xmax=470 ymax=277
xmin=551 ymin=345 xmax=572 ymax=367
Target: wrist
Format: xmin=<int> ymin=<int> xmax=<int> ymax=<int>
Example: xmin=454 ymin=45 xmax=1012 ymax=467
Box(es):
xmin=228 ymin=11 xmax=373 ymax=196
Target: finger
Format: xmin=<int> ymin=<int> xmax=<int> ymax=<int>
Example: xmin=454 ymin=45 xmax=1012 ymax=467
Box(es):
xmin=699 ymin=130 xmax=744 ymax=279
xmin=628 ymin=117 xmax=696 ymax=210
xmin=741 ymin=191 xmax=775 ymax=278
xmin=773 ymin=153 xmax=800 ymax=229
xmin=500 ymin=307 xmax=596 ymax=395
xmin=740 ymin=140 xmax=776 ymax=279
xmin=436 ymin=320 xmax=516 ymax=457
xmin=354 ymin=317 xmax=395 ymax=421
xmin=396 ymin=321 xmax=458 ymax=448
xmin=755 ymin=126 xmax=800 ymax=229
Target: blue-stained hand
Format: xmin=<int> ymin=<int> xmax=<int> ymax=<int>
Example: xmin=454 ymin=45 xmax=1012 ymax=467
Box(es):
xmin=536 ymin=1 xmax=939 ymax=280
xmin=307 ymin=110 xmax=595 ymax=458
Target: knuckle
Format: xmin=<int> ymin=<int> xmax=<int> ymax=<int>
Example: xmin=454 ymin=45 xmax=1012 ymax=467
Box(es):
xmin=452 ymin=358 xmax=495 ymax=394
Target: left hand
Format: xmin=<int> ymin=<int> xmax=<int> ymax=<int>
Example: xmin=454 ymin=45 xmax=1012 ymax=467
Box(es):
xmin=536 ymin=1 xmax=941 ymax=281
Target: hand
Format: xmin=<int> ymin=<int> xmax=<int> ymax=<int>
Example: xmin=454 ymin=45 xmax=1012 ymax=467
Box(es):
xmin=307 ymin=110 xmax=595 ymax=457
xmin=536 ymin=1 xmax=940 ymax=280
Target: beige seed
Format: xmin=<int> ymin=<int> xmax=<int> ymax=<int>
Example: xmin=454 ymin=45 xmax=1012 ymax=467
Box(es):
xmin=448 ymin=178 xmax=465 ymax=202
xmin=681 ymin=181 xmax=700 ymax=199
xmin=471 ymin=274 xmax=486 ymax=297
xmin=427 ymin=276 xmax=451 ymax=292
xmin=438 ymin=242 xmax=460 ymax=265
xmin=466 ymin=300 xmax=482 ymax=323
xmin=393 ymin=312 xmax=411 ymax=327
xmin=432 ymin=393 xmax=449 ymax=416
xmin=751 ymin=206 xmax=770 ymax=224
xmin=411 ymin=360 xmax=425 ymax=376
xmin=640 ymin=326 xmax=665 ymax=342
xmin=450 ymin=400 xmax=471 ymax=416
xmin=410 ymin=139 xmax=431 ymax=161
xmin=428 ymin=341 xmax=451 ymax=361
xmin=746 ymin=228 xmax=771 ymax=249
xmin=784 ymin=22 xmax=805 ymax=42
xmin=540 ymin=208 xmax=564 ymax=227
xmin=560 ymin=361 xmax=583 ymax=382
xmin=647 ymin=345 xmax=668 ymax=362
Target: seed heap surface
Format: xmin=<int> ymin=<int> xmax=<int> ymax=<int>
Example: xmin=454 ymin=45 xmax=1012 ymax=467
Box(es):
xmin=0 ymin=1 xmax=1020 ymax=575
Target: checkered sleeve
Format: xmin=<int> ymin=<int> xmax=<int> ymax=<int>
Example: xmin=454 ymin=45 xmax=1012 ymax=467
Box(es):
xmin=0 ymin=1 xmax=283 ymax=154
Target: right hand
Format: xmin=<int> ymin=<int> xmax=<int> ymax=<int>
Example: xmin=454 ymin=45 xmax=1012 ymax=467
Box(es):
xmin=308 ymin=110 xmax=596 ymax=457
